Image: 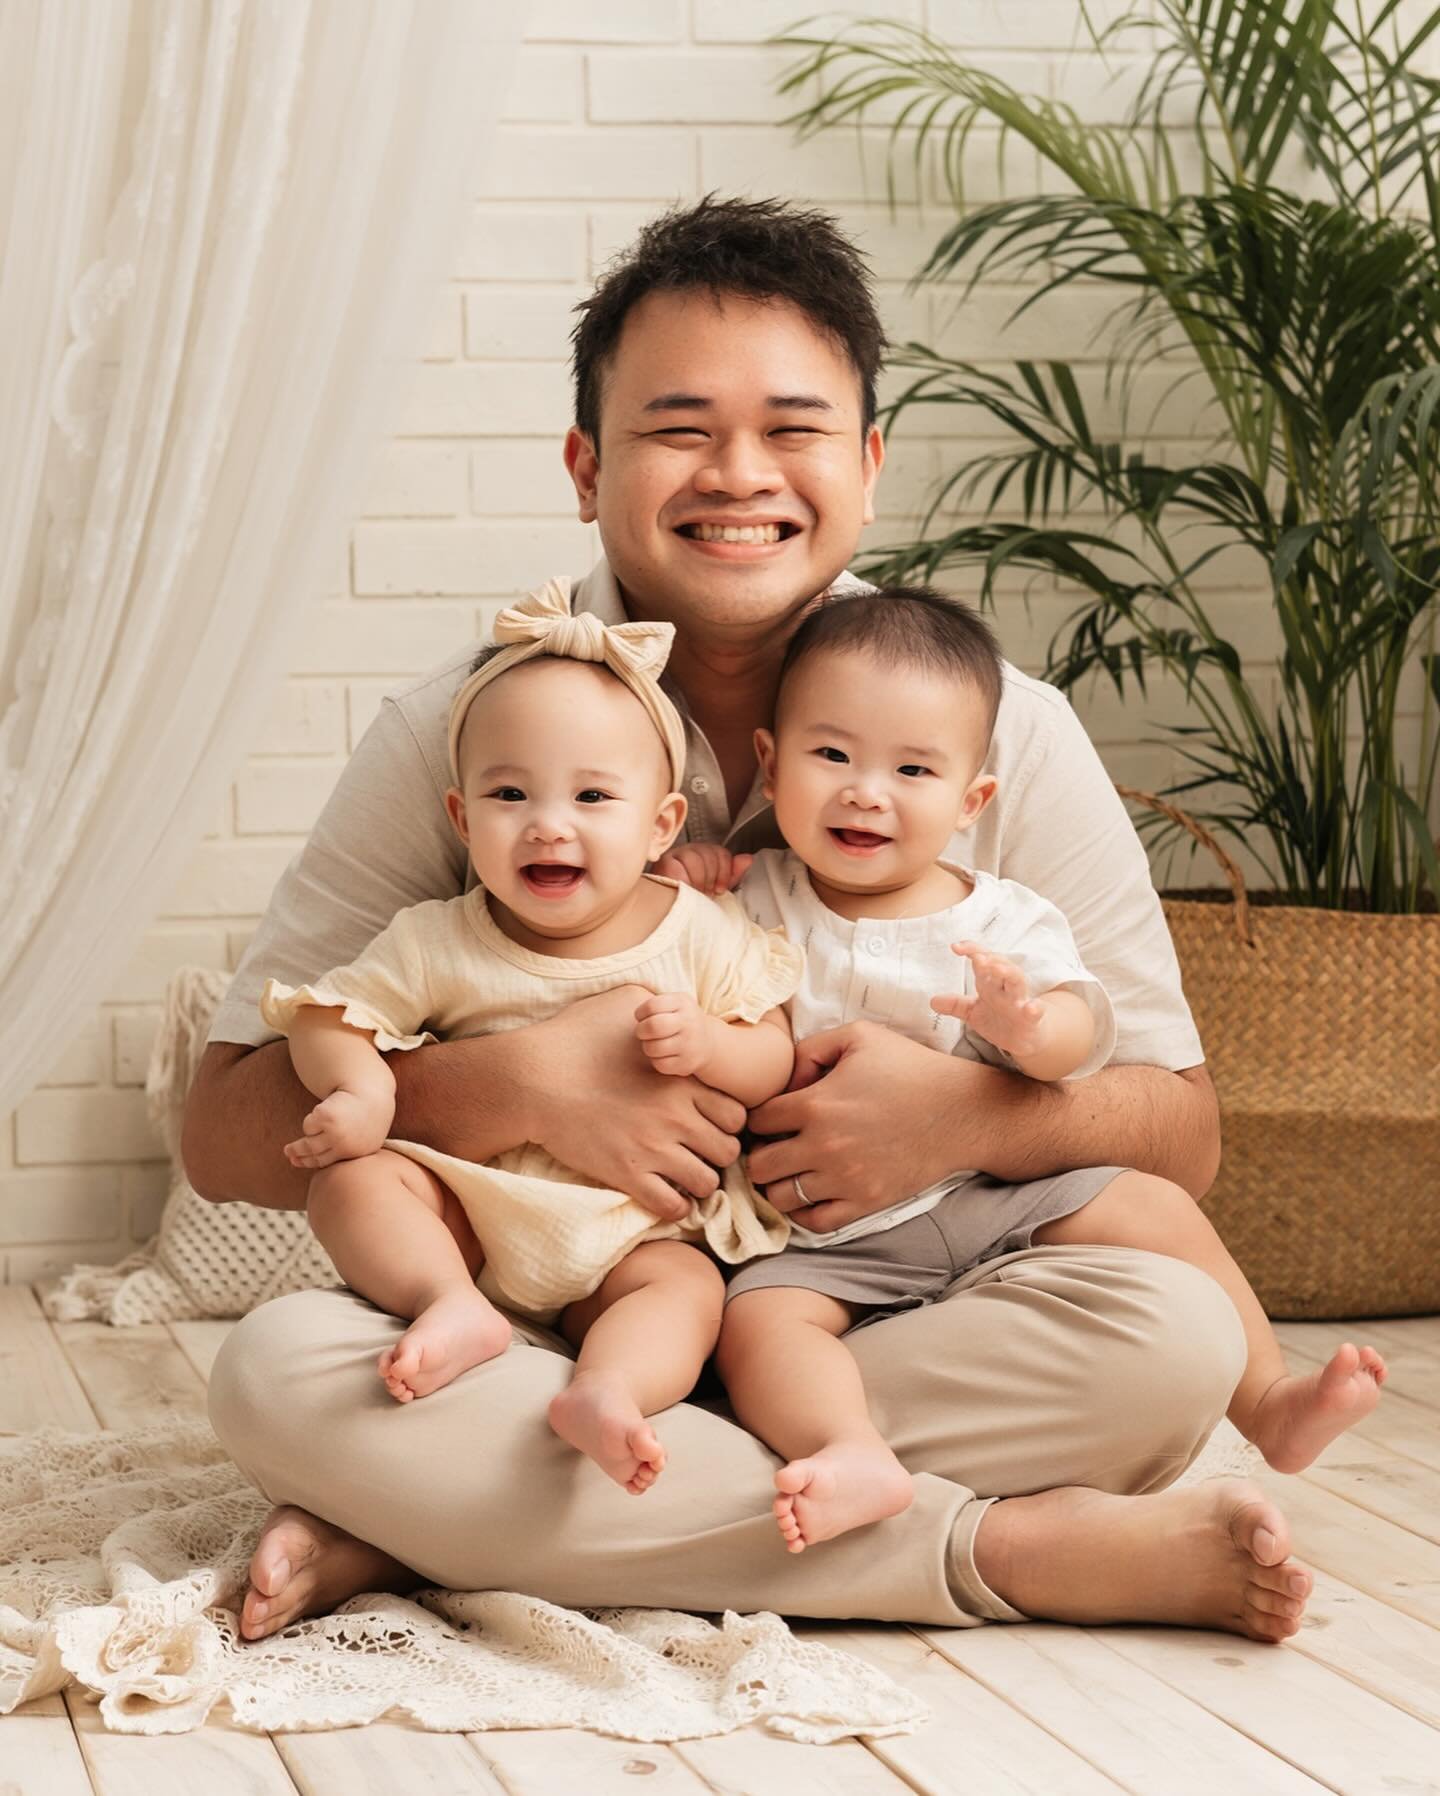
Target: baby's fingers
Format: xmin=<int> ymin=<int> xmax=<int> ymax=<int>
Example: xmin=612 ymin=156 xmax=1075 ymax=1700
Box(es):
xmin=636 ymin=1013 xmax=684 ymax=1043
xmin=930 ymin=993 xmax=975 ymax=1021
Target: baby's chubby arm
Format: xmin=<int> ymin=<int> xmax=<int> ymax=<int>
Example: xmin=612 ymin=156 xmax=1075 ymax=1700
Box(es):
xmin=282 ymin=1006 xmax=397 ymax=1169
xmin=634 ymin=995 xmax=794 ymax=1108
xmin=654 ymin=842 xmax=754 ymax=895
xmin=931 ymin=943 xmax=1096 ymax=1084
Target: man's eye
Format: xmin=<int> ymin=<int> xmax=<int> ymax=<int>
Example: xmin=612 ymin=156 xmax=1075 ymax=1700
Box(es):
xmin=653 ymin=427 xmax=705 ymax=438
xmin=899 ymin=765 xmax=932 ymax=778
xmin=489 ymin=787 xmax=525 ymax=802
xmin=816 ymin=747 xmax=848 ymax=764
xmin=576 ymin=789 xmax=609 ymax=804
xmin=774 ymin=427 xmax=818 ymax=436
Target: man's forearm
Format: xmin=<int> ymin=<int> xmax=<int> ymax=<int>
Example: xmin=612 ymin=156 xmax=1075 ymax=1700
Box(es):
xmin=962 ymin=1059 xmax=1221 ymax=1199
xmin=182 ymin=1034 xmax=536 ymax=1210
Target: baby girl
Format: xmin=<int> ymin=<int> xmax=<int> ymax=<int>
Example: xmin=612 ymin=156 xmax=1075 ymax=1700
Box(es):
xmin=260 ymin=579 xmax=800 ymax=1492
xmin=661 ymin=585 xmax=1387 ymax=1552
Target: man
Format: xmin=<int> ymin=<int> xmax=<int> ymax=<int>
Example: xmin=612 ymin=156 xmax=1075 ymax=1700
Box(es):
xmin=187 ymin=197 xmax=1311 ymax=1646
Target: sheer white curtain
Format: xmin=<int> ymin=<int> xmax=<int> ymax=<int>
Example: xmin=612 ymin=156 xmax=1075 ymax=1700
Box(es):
xmin=0 ymin=0 xmax=522 ymax=1118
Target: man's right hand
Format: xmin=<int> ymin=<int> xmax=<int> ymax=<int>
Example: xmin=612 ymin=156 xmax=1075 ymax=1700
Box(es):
xmin=514 ymin=984 xmax=746 ymax=1221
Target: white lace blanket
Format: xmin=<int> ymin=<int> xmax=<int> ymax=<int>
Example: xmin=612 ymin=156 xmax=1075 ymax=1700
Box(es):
xmin=0 ymin=1419 xmax=926 ymax=1740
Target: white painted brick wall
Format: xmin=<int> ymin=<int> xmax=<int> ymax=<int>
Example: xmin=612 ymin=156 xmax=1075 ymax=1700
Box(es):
xmin=0 ymin=1 xmax=1306 ymax=1277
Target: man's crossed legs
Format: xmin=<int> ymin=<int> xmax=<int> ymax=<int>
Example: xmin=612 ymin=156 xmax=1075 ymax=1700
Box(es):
xmin=205 ymin=1243 xmax=1312 ymax=1644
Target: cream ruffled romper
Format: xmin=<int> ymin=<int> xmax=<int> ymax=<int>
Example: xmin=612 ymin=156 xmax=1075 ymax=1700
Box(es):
xmin=261 ymin=878 xmax=801 ymax=1320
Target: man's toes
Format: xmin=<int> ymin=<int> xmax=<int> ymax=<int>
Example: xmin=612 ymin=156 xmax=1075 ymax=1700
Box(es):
xmin=1243 ymin=1599 xmax=1300 ymax=1643
xmin=1247 ymin=1584 xmax=1304 ymax=1621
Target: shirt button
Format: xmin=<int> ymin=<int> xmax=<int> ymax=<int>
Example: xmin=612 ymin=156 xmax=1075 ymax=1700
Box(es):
xmin=868 ymin=937 xmax=885 ymax=955
xmin=690 ymin=776 xmax=710 ymax=795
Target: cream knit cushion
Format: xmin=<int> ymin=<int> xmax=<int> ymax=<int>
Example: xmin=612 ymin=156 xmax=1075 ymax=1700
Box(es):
xmin=44 ymin=968 xmax=338 ymax=1324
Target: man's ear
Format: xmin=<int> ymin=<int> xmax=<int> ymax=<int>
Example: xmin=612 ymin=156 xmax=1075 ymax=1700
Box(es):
xmin=650 ymin=791 xmax=688 ymax=859
xmin=564 ymin=426 xmax=599 ymax=524
xmin=955 ymin=773 xmax=998 ymax=834
xmin=754 ymin=728 xmax=777 ymax=799
xmin=860 ymin=423 xmax=885 ymax=527
xmin=445 ymin=786 xmax=470 ymax=845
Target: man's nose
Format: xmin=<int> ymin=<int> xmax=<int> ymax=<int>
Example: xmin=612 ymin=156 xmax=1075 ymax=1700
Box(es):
xmin=693 ymin=435 xmax=784 ymax=497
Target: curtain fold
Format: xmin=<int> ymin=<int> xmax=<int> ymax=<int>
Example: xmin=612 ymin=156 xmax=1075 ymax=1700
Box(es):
xmin=0 ymin=0 xmax=523 ymax=1117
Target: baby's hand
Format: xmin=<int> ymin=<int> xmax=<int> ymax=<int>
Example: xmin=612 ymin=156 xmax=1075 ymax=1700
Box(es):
xmin=654 ymin=842 xmax=753 ymax=896
xmin=634 ymin=991 xmax=713 ymax=1077
xmin=283 ymin=1089 xmax=393 ymax=1170
xmin=930 ymin=942 xmax=1049 ymax=1059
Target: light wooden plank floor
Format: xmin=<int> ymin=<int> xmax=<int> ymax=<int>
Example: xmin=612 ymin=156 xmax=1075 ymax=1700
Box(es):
xmin=2 ymin=1287 xmax=1438 ymax=1795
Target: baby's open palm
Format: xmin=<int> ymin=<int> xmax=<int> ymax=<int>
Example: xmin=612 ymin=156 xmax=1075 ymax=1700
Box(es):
xmin=930 ymin=942 xmax=1048 ymax=1058
xmin=283 ymin=1090 xmax=391 ymax=1170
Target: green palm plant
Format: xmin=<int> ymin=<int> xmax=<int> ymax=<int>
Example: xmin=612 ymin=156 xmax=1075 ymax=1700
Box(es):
xmin=778 ymin=1 xmax=1440 ymax=910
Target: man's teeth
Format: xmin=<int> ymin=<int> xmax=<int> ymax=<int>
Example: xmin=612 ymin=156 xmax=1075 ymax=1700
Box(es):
xmin=688 ymin=522 xmax=785 ymax=543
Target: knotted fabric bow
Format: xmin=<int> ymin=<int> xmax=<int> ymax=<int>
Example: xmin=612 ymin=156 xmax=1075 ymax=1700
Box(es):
xmin=447 ymin=576 xmax=688 ymax=789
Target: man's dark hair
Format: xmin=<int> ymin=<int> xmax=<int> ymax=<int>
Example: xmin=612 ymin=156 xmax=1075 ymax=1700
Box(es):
xmin=779 ymin=586 xmax=1005 ymax=749
xmin=570 ymin=194 xmax=886 ymax=447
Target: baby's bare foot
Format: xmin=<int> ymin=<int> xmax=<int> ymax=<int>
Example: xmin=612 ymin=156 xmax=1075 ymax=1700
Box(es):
xmin=773 ymin=1438 xmax=913 ymax=1553
xmin=240 ymin=1504 xmax=419 ymax=1641
xmin=974 ymin=1478 xmax=1313 ymax=1643
xmin=548 ymin=1370 xmax=666 ymax=1493
xmin=377 ymin=1288 xmax=512 ymax=1402
xmin=1249 ymin=1344 xmax=1387 ymax=1474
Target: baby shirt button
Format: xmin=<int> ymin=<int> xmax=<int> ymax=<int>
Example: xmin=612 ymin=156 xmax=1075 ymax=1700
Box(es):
xmin=690 ymin=776 xmax=710 ymax=794
xmin=868 ymin=936 xmax=885 ymax=954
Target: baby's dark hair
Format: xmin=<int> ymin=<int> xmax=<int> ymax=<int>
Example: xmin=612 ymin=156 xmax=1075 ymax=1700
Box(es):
xmin=778 ymin=586 xmax=1005 ymax=750
xmin=571 ymin=194 xmax=886 ymax=446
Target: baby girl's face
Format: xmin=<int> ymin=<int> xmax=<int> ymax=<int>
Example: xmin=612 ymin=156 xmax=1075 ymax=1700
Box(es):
xmin=757 ymin=648 xmax=995 ymax=901
xmin=445 ymin=658 xmax=684 ymax=943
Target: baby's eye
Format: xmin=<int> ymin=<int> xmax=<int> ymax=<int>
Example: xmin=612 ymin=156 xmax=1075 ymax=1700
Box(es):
xmin=815 ymin=746 xmax=848 ymax=764
xmin=576 ymin=789 xmax=610 ymax=804
xmin=898 ymin=764 xmax=932 ymax=778
xmin=488 ymin=787 xmax=525 ymax=802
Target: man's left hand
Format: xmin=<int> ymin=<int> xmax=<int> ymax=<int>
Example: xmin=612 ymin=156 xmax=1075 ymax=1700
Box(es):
xmin=746 ymin=1021 xmax=984 ymax=1234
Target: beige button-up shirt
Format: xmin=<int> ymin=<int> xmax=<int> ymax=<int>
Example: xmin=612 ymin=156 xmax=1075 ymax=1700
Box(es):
xmin=211 ymin=559 xmax=1203 ymax=1071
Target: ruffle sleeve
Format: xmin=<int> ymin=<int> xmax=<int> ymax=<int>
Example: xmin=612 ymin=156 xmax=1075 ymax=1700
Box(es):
xmin=259 ymin=979 xmax=438 ymax=1053
xmin=256 ymin=900 xmax=441 ymax=1052
xmin=696 ymin=892 xmax=804 ymax=1023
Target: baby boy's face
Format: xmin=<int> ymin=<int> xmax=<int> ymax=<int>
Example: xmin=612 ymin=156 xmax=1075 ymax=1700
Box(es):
xmin=760 ymin=648 xmax=995 ymax=900
xmin=447 ymin=658 xmax=683 ymax=941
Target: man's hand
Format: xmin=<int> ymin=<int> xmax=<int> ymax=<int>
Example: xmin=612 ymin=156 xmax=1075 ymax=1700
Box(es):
xmin=283 ymin=1087 xmax=394 ymax=1170
xmin=654 ymin=842 xmax=753 ymax=894
xmin=634 ymin=991 xmax=712 ymax=1077
xmin=746 ymin=1021 xmax=986 ymax=1234
xmin=517 ymin=984 xmax=746 ymax=1222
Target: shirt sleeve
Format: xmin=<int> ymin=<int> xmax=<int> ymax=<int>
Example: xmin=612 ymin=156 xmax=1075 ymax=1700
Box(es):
xmin=208 ymin=693 xmax=468 ymax=1048
xmin=987 ymin=676 xmax=1204 ymax=1071
xmin=973 ymin=880 xmax=1117 ymax=1081
xmin=258 ymin=902 xmax=443 ymax=1052
xmin=695 ymin=892 xmax=804 ymax=1023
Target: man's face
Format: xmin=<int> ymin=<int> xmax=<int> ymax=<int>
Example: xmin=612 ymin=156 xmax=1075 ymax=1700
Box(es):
xmin=565 ymin=290 xmax=884 ymax=634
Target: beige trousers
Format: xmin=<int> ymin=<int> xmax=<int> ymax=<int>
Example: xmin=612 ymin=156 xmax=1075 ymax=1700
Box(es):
xmin=207 ymin=1244 xmax=1246 ymax=1627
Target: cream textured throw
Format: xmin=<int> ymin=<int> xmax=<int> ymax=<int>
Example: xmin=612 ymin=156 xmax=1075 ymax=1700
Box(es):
xmin=0 ymin=1419 xmax=925 ymax=1740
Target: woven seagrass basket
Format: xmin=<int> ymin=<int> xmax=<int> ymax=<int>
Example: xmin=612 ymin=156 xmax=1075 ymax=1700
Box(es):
xmin=1120 ymin=786 xmax=1440 ymax=1319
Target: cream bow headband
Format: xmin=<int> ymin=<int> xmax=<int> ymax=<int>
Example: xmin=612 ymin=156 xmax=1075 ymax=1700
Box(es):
xmin=447 ymin=576 xmax=688 ymax=789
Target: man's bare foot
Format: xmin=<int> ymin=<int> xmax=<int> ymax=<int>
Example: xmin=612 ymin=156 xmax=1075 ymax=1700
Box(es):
xmin=1245 ymin=1344 xmax=1387 ymax=1474
xmin=973 ymin=1477 xmax=1313 ymax=1643
xmin=548 ymin=1370 xmax=666 ymax=1494
xmin=773 ymin=1437 xmax=913 ymax=1553
xmin=240 ymin=1504 xmax=420 ymax=1641
xmin=377 ymin=1287 xmax=512 ymax=1401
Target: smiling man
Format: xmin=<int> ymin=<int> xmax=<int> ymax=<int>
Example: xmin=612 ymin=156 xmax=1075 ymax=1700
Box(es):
xmin=186 ymin=197 xmax=1312 ymax=1648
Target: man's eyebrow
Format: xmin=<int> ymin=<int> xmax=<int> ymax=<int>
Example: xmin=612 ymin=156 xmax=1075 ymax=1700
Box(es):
xmin=639 ymin=393 xmax=835 ymax=414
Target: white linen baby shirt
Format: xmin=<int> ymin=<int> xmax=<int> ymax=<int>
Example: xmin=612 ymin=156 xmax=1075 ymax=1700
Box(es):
xmin=737 ymin=848 xmax=1117 ymax=1249
xmin=260 ymin=878 xmax=800 ymax=1318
